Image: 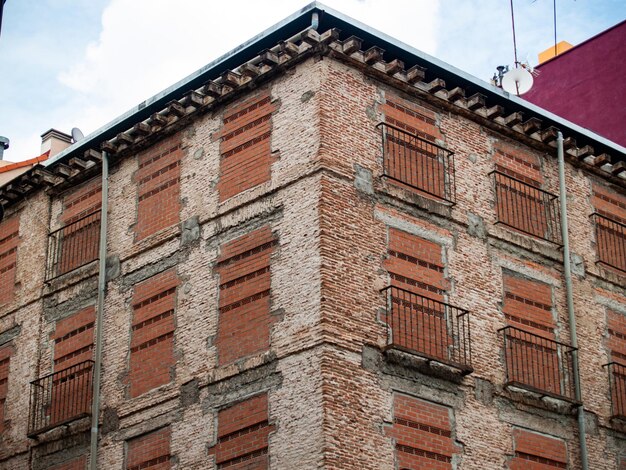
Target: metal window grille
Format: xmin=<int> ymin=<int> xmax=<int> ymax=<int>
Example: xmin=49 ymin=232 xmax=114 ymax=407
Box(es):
xmin=591 ymin=213 xmax=626 ymax=273
xmin=46 ymin=210 xmax=101 ymax=281
xmin=28 ymin=360 xmax=94 ymax=437
xmin=382 ymin=286 xmax=472 ymax=373
xmin=603 ymin=362 xmax=626 ymax=419
xmin=499 ymin=326 xmax=577 ymax=402
xmin=491 ymin=171 xmax=562 ymax=245
xmin=378 ymin=123 xmax=456 ymax=204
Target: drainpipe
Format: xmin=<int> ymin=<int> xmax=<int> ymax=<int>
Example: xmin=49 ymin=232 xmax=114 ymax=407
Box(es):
xmin=557 ymin=131 xmax=589 ymax=470
xmin=89 ymin=150 xmax=109 ymax=470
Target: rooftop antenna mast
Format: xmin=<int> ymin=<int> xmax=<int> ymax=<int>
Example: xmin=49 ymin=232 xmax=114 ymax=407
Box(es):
xmin=509 ymin=0 xmax=520 ymax=68
xmin=499 ymin=0 xmax=534 ymax=95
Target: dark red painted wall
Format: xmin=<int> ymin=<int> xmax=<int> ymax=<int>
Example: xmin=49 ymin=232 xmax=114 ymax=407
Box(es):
xmin=523 ymin=21 xmax=626 ymax=147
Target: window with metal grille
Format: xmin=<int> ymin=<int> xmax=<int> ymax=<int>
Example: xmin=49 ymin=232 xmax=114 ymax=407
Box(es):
xmin=491 ymin=171 xmax=561 ymax=244
xmin=378 ymin=123 xmax=456 ymax=204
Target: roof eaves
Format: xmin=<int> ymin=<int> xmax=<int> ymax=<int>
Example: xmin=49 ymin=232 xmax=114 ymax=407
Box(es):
xmin=43 ymin=1 xmax=625 ymax=171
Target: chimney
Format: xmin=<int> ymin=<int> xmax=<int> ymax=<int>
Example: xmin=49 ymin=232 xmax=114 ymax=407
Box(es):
xmin=0 ymin=136 xmax=8 ymax=160
xmin=41 ymin=129 xmax=71 ymax=157
xmin=538 ymin=41 xmax=573 ymax=64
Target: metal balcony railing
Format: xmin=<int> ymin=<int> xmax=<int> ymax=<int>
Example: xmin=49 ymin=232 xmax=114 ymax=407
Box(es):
xmin=591 ymin=213 xmax=626 ymax=273
xmin=46 ymin=210 xmax=101 ymax=281
xmin=28 ymin=360 xmax=94 ymax=437
xmin=491 ymin=171 xmax=562 ymax=245
xmin=382 ymin=286 xmax=472 ymax=373
xmin=499 ymin=326 xmax=577 ymax=402
xmin=378 ymin=123 xmax=456 ymax=204
xmin=603 ymin=362 xmax=626 ymax=419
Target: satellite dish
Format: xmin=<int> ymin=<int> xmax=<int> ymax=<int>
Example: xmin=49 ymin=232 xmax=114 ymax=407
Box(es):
xmin=501 ymin=67 xmax=534 ymax=95
xmin=71 ymin=127 xmax=85 ymax=143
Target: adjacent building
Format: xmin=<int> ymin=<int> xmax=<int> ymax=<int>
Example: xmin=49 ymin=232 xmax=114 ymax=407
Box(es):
xmin=524 ymin=19 xmax=626 ymax=147
xmin=0 ymin=3 xmax=625 ymax=469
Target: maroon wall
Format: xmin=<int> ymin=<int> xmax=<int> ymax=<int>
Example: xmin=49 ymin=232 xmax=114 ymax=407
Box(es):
xmin=523 ymin=20 xmax=626 ymax=147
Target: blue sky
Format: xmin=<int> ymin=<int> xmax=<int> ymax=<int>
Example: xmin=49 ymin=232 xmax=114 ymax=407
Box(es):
xmin=0 ymin=0 xmax=623 ymax=162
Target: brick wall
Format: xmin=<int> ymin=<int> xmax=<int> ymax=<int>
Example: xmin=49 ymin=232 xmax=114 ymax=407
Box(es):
xmin=48 ymin=306 xmax=95 ymax=427
xmin=218 ymin=91 xmax=277 ymax=201
xmin=492 ymin=143 xmax=557 ymax=242
xmin=591 ymin=183 xmax=626 ymax=273
xmin=607 ymin=309 xmax=626 ymax=417
xmin=55 ymin=178 xmax=102 ymax=277
xmin=214 ymin=226 xmax=277 ymax=365
xmin=0 ymin=343 xmax=13 ymax=434
xmin=134 ymin=135 xmax=182 ymax=241
xmin=52 ymin=306 xmax=96 ymax=370
xmin=0 ymin=215 xmax=20 ymax=305
xmin=126 ymin=426 xmax=171 ymax=470
xmin=129 ymin=269 xmax=178 ymax=398
xmin=386 ymin=394 xmax=460 ymax=469
xmin=380 ymin=95 xmax=447 ymax=200
xmin=48 ymin=455 xmax=87 ymax=470
xmin=208 ymin=393 xmax=274 ymax=469
xmin=501 ymin=273 xmax=563 ymax=396
xmin=383 ymin=228 xmax=450 ymax=360
xmin=510 ymin=428 xmax=567 ymax=469
xmin=608 ymin=309 xmax=626 ymax=362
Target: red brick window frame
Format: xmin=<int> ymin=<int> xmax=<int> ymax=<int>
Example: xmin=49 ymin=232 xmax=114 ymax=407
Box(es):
xmin=379 ymin=96 xmax=455 ymax=203
xmin=383 ymin=228 xmax=453 ymax=362
xmin=208 ymin=393 xmax=274 ymax=469
xmin=126 ymin=426 xmax=172 ymax=470
xmin=500 ymin=273 xmax=576 ymax=401
xmin=501 ymin=274 xmax=559 ymax=394
xmin=491 ymin=144 xmax=561 ymax=244
xmin=385 ymin=394 xmax=460 ymax=469
xmin=129 ymin=269 xmax=179 ymax=398
xmin=134 ymin=135 xmax=182 ymax=241
xmin=48 ymin=179 xmax=102 ymax=280
xmin=0 ymin=214 xmax=20 ymax=305
xmin=43 ymin=307 xmax=96 ymax=430
xmin=214 ymin=226 xmax=278 ymax=365
xmin=606 ymin=309 xmax=626 ymax=418
xmin=0 ymin=343 xmax=14 ymax=434
xmin=217 ymin=91 xmax=277 ymax=202
xmin=510 ymin=428 xmax=568 ymax=469
xmin=591 ymin=184 xmax=626 ymax=274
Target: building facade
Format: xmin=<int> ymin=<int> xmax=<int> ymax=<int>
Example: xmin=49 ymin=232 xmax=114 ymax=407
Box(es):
xmin=0 ymin=4 xmax=625 ymax=469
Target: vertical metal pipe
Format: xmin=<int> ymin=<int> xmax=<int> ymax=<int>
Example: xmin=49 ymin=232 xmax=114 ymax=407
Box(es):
xmin=557 ymin=131 xmax=589 ymax=470
xmin=89 ymin=151 xmax=108 ymax=470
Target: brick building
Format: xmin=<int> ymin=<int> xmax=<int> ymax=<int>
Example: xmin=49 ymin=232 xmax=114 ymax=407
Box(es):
xmin=0 ymin=3 xmax=625 ymax=469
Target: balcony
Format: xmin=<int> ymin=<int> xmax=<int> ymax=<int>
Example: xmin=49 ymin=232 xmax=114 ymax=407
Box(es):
xmin=46 ymin=210 xmax=101 ymax=281
xmin=491 ymin=171 xmax=562 ymax=245
xmin=603 ymin=362 xmax=626 ymax=420
xmin=28 ymin=360 xmax=94 ymax=437
xmin=591 ymin=213 xmax=626 ymax=273
xmin=382 ymin=286 xmax=472 ymax=374
xmin=499 ymin=326 xmax=577 ymax=402
xmin=378 ymin=123 xmax=456 ymax=204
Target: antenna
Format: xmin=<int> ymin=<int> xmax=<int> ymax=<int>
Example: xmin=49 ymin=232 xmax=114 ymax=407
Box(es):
xmin=501 ymin=67 xmax=534 ymax=95
xmin=71 ymin=127 xmax=85 ymax=143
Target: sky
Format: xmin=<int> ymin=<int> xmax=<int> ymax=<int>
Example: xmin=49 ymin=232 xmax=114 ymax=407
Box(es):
xmin=0 ymin=0 xmax=623 ymax=162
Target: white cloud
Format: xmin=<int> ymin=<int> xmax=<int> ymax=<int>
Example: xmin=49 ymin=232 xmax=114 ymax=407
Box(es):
xmin=53 ymin=0 xmax=440 ymax=149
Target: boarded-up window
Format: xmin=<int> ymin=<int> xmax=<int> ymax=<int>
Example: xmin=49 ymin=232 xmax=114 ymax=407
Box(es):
xmin=218 ymin=92 xmax=277 ymax=201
